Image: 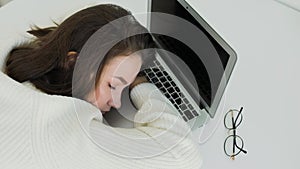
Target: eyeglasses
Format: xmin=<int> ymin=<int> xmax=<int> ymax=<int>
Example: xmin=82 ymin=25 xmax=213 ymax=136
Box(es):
xmin=223 ymin=107 xmax=247 ymax=160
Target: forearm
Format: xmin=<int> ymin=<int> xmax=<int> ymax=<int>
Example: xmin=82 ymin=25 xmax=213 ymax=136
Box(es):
xmin=130 ymin=83 xmax=191 ymax=137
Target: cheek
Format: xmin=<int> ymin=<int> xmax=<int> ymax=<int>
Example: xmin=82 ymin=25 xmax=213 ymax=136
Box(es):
xmin=111 ymin=89 xmax=122 ymax=100
xmin=94 ymin=85 xmax=111 ymax=104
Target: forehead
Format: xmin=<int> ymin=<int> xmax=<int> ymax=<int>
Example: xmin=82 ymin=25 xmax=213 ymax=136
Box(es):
xmin=102 ymin=53 xmax=142 ymax=81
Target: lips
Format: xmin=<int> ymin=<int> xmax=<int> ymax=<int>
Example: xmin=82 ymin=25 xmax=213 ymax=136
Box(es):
xmin=101 ymin=108 xmax=111 ymax=114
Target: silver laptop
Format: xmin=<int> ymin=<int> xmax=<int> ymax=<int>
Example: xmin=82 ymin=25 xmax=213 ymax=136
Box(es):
xmin=145 ymin=0 xmax=237 ymax=130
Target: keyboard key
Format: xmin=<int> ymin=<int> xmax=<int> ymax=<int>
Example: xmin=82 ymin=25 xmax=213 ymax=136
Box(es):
xmin=148 ymin=72 xmax=155 ymax=78
xmin=172 ymin=93 xmax=180 ymax=100
xmin=165 ymin=93 xmax=171 ymax=99
xmin=163 ymin=82 xmax=171 ymax=88
xmin=184 ymin=110 xmax=195 ymax=120
xmin=175 ymin=98 xmax=182 ymax=105
xmin=180 ymin=104 xmax=187 ymax=111
xmin=192 ymin=110 xmax=199 ymax=116
xmin=163 ymin=71 xmax=168 ymax=76
xmin=144 ymin=69 xmax=151 ymax=73
xmin=175 ymin=87 xmax=180 ymax=92
xmin=167 ymin=76 xmax=172 ymax=81
xmin=183 ymin=98 xmax=189 ymax=104
xmin=153 ymin=68 xmax=159 ymax=73
xmin=170 ymin=99 xmax=175 ymax=104
xmin=180 ymin=93 xmax=185 ymax=98
xmin=167 ymin=87 xmax=175 ymax=94
xmin=156 ymin=72 xmax=163 ymax=77
xmin=160 ymin=87 xmax=166 ymax=93
xmin=155 ymin=82 xmax=163 ymax=89
xmin=182 ymin=116 xmax=188 ymax=122
xmin=151 ymin=77 xmax=159 ymax=83
xmin=188 ymin=104 xmax=194 ymax=110
xmin=160 ymin=77 xmax=169 ymax=83
xmin=170 ymin=81 xmax=176 ymax=87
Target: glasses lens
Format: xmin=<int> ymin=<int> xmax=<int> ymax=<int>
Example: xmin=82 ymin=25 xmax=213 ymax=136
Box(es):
xmin=224 ymin=109 xmax=243 ymax=129
xmin=224 ymin=135 xmax=244 ymax=157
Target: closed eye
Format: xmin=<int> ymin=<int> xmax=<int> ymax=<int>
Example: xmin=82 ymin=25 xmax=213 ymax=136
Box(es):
xmin=108 ymin=83 xmax=116 ymax=90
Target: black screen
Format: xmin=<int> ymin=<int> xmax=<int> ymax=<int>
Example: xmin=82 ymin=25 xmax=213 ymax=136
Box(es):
xmin=150 ymin=0 xmax=230 ymax=107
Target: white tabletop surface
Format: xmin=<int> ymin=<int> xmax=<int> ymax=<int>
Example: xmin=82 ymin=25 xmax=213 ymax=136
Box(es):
xmin=186 ymin=0 xmax=300 ymax=168
xmin=1 ymin=0 xmax=300 ymax=169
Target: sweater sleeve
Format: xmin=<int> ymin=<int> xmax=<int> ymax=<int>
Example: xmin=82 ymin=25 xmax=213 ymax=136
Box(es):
xmin=130 ymin=83 xmax=193 ymax=140
xmin=129 ymin=83 xmax=202 ymax=168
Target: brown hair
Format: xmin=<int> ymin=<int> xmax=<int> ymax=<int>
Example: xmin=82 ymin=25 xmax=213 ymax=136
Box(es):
xmin=5 ymin=4 xmax=156 ymax=99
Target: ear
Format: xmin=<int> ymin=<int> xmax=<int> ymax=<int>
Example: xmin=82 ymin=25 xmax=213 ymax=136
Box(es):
xmin=67 ymin=51 xmax=78 ymax=61
xmin=64 ymin=51 xmax=78 ymax=69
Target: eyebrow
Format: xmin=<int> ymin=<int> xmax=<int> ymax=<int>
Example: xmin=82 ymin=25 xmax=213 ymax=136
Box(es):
xmin=113 ymin=76 xmax=128 ymax=85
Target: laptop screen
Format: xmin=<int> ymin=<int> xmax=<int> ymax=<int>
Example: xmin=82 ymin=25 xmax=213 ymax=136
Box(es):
xmin=148 ymin=0 xmax=237 ymax=117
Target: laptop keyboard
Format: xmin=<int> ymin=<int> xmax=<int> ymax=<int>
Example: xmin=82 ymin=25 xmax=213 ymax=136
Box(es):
xmin=143 ymin=60 xmax=199 ymax=122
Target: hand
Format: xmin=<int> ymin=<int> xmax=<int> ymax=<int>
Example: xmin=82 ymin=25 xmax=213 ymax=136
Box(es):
xmin=129 ymin=76 xmax=148 ymax=90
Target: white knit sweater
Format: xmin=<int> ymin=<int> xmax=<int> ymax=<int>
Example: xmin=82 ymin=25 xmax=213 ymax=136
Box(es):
xmin=0 ymin=72 xmax=202 ymax=169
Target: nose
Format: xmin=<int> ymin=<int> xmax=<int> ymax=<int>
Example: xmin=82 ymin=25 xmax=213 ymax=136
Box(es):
xmin=112 ymin=99 xmax=121 ymax=109
xmin=109 ymin=94 xmax=121 ymax=109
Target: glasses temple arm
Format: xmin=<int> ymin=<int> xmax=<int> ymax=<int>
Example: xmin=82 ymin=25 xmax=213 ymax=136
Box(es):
xmin=235 ymin=143 xmax=247 ymax=154
xmin=234 ymin=107 xmax=243 ymax=124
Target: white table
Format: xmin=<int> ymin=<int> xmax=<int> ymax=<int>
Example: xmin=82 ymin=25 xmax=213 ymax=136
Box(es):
xmin=186 ymin=0 xmax=300 ymax=168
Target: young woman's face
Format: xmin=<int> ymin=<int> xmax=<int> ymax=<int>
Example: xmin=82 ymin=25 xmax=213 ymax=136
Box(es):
xmin=85 ymin=53 xmax=142 ymax=114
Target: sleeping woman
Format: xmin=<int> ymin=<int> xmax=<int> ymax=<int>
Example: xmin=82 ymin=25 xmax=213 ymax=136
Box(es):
xmin=1 ymin=4 xmax=202 ymax=169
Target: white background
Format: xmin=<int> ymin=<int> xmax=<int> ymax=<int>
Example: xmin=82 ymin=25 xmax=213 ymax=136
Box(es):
xmin=187 ymin=0 xmax=300 ymax=169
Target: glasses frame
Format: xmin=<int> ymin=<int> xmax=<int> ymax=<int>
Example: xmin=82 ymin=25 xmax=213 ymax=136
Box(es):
xmin=223 ymin=107 xmax=247 ymax=160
